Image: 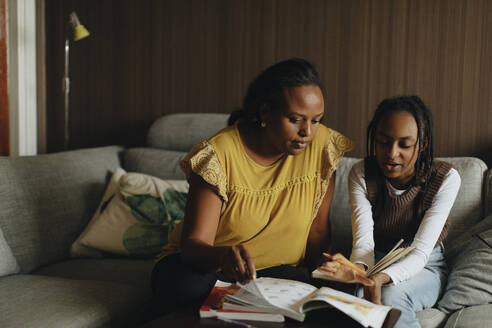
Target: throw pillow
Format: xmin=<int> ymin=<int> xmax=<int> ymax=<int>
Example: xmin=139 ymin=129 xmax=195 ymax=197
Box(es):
xmin=74 ymin=170 xmax=188 ymax=258
xmin=70 ymin=167 xmax=127 ymax=258
xmin=444 ymin=213 xmax=492 ymax=265
xmin=437 ymin=228 xmax=492 ymax=314
xmin=0 ymin=227 xmax=20 ymax=276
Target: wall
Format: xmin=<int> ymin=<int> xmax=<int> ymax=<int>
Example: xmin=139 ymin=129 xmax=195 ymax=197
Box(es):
xmin=45 ymin=0 xmax=492 ymax=166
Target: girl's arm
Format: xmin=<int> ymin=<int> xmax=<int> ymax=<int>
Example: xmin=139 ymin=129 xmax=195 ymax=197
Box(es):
xmin=180 ymin=172 xmax=255 ymax=283
xmin=312 ymin=167 xmax=375 ymax=287
xmin=349 ymin=160 xmax=376 ymax=269
xmin=381 ymin=168 xmax=461 ymax=284
xmin=348 ymin=161 xmax=392 ymax=302
xmin=306 ymin=173 xmax=336 ymax=269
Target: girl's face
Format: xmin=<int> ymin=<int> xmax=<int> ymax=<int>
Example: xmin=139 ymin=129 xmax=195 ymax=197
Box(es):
xmin=374 ymin=110 xmax=421 ymax=187
xmin=263 ymin=85 xmax=325 ymax=156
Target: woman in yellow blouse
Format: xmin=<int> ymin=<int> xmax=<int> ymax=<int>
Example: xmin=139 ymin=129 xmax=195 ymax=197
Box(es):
xmin=150 ymin=58 xmax=360 ymax=316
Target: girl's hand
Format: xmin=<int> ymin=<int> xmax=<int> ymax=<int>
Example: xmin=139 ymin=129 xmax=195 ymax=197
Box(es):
xmin=220 ymin=244 xmax=256 ymax=284
xmin=363 ymin=272 xmax=391 ymax=304
xmin=317 ymin=253 xmax=374 ymax=286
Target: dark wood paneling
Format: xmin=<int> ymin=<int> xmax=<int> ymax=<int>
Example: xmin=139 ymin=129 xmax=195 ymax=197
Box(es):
xmin=36 ymin=0 xmax=47 ymax=154
xmin=0 ymin=0 xmax=9 ymax=156
xmin=45 ymin=0 xmax=492 ymax=166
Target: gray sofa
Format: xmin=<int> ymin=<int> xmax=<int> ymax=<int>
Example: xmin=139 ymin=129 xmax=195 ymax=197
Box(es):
xmin=0 ymin=113 xmax=491 ymax=328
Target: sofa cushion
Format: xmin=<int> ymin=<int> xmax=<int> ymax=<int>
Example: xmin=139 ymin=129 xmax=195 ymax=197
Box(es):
xmin=437 ymin=228 xmax=492 ymax=314
xmin=416 ymin=308 xmax=447 ymax=328
xmin=0 ymin=146 xmax=124 ymax=273
xmin=485 ymin=169 xmax=492 ymax=217
xmin=0 ymin=274 xmax=150 ymax=328
xmin=439 ymin=157 xmax=487 ymax=244
xmin=443 ymin=304 xmax=492 ymax=328
xmin=444 ymin=213 xmax=492 ymax=265
xmin=0 ymin=228 xmax=19 ymax=277
xmin=329 ymin=157 xmax=362 ymax=257
xmin=124 ymin=148 xmax=186 ymax=180
xmin=147 ymin=113 xmax=229 ymax=151
xmin=73 ymin=169 xmax=188 ymax=258
xmin=33 ymin=258 xmax=154 ymax=291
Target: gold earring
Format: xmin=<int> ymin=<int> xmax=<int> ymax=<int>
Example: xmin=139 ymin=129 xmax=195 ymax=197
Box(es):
xmin=261 ymin=121 xmax=266 ymax=128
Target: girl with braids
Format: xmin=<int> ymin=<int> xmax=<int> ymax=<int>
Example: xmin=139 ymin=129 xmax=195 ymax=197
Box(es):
xmin=149 ymin=58 xmax=366 ymax=316
xmin=318 ymin=96 xmax=461 ymax=328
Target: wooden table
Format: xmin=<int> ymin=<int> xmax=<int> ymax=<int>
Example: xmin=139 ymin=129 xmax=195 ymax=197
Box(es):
xmin=140 ymin=308 xmax=401 ymax=328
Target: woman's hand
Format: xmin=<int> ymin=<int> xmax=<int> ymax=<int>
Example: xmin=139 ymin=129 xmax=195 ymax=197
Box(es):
xmin=220 ymin=244 xmax=256 ymax=284
xmin=317 ymin=253 xmax=374 ymax=286
xmin=363 ymin=272 xmax=391 ymax=305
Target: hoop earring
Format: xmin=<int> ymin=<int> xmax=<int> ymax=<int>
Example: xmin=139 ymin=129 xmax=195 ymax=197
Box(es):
xmin=260 ymin=121 xmax=267 ymax=128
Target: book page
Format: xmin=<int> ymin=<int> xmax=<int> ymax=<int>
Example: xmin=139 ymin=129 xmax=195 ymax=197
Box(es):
xmin=366 ymin=246 xmax=415 ymax=276
xmin=201 ymin=281 xmax=285 ymax=322
xmin=224 ymin=287 xmax=273 ymax=309
xmin=252 ymin=277 xmax=317 ymax=310
xmin=303 ymin=287 xmax=392 ymax=328
xmin=239 ymin=277 xmax=318 ymax=321
xmin=223 ymin=301 xmax=280 ymax=314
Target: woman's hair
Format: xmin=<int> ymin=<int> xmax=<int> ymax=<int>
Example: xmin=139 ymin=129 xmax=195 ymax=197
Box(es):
xmin=228 ymin=58 xmax=323 ymax=127
xmin=367 ymin=95 xmax=434 ymax=186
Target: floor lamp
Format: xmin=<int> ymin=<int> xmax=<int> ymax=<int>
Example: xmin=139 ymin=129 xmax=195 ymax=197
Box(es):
xmin=63 ymin=11 xmax=90 ymax=150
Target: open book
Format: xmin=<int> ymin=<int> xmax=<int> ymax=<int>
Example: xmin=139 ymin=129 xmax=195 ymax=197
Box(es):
xmin=227 ymin=277 xmax=399 ymax=327
xmin=313 ymin=239 xmax=415 ymax=281
xmin=199 ymin=280 xmax=285 ymax=322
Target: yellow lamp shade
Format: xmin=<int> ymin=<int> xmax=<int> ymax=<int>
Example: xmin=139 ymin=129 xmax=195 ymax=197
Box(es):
xmin=73 ymin=25 xmax=90 ymax=41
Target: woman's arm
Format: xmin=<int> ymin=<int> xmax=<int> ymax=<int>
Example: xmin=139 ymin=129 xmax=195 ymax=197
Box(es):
xmin=305 ymin=173 xmax=336 ymax=269
xmin=180 ymin=172 xmax=255 ymax=283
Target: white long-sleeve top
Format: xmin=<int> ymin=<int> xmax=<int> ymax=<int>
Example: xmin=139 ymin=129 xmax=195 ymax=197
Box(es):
xmin=349 ymin=160 xmax=461 ymax=284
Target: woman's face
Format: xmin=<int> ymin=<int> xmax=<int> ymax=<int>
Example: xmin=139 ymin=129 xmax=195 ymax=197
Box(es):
xmin=374 ymin=110 xmax=421 ymax=187
xmin=263 ymin=85 xmax=325 ymax=156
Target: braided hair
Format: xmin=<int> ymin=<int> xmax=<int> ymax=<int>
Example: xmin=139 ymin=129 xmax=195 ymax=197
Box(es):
xmin=367 ymin=95 xmax=434 ymax=186
xmin=228 ymin=58 xmax=323 ymax=128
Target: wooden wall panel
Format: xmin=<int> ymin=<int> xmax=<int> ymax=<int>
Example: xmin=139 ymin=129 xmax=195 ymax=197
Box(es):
xmin=477 ymin=1 xmax=492 ymax=164
xmin=36 ymin=0 xmax=47 ymax=154
xmin=45 ymin=0 xmax=492 ymax=166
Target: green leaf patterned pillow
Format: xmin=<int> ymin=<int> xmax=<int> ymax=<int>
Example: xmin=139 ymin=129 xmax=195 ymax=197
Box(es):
xmin=75 ymin=170 xmax=188 ymax=258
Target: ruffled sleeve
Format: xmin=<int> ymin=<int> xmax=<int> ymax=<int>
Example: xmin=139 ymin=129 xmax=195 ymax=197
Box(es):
xmin=179 ymin=141 xmax=228 ymax=203
xmin=322 ymin=129 xmax=355 ymax=180
xmin=311 ymin=129 xmax=354 ymax=221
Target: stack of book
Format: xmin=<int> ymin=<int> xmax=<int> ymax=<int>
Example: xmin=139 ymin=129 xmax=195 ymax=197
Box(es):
xmin=199 ymin=280 xmax=285 ymax=322
xmin=200 ymin=277 xmax=400 ymax=327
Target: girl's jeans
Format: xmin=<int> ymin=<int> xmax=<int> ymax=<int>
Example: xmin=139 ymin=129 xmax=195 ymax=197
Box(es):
xmin=357 ymin=244 xmax=448 ymax=328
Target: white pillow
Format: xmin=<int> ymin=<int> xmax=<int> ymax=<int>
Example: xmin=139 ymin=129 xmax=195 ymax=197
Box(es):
xmin=70 ymin=168 xmax=126 ymax=258
xmin=0 ymin=228 xmax=20 ymax=276
xmin=70 ymin=168 xmax=188 ymax=258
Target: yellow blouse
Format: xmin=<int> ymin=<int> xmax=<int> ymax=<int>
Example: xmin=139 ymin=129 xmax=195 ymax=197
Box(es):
xmin=159 ymin=124 xmax=353 ymax=270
